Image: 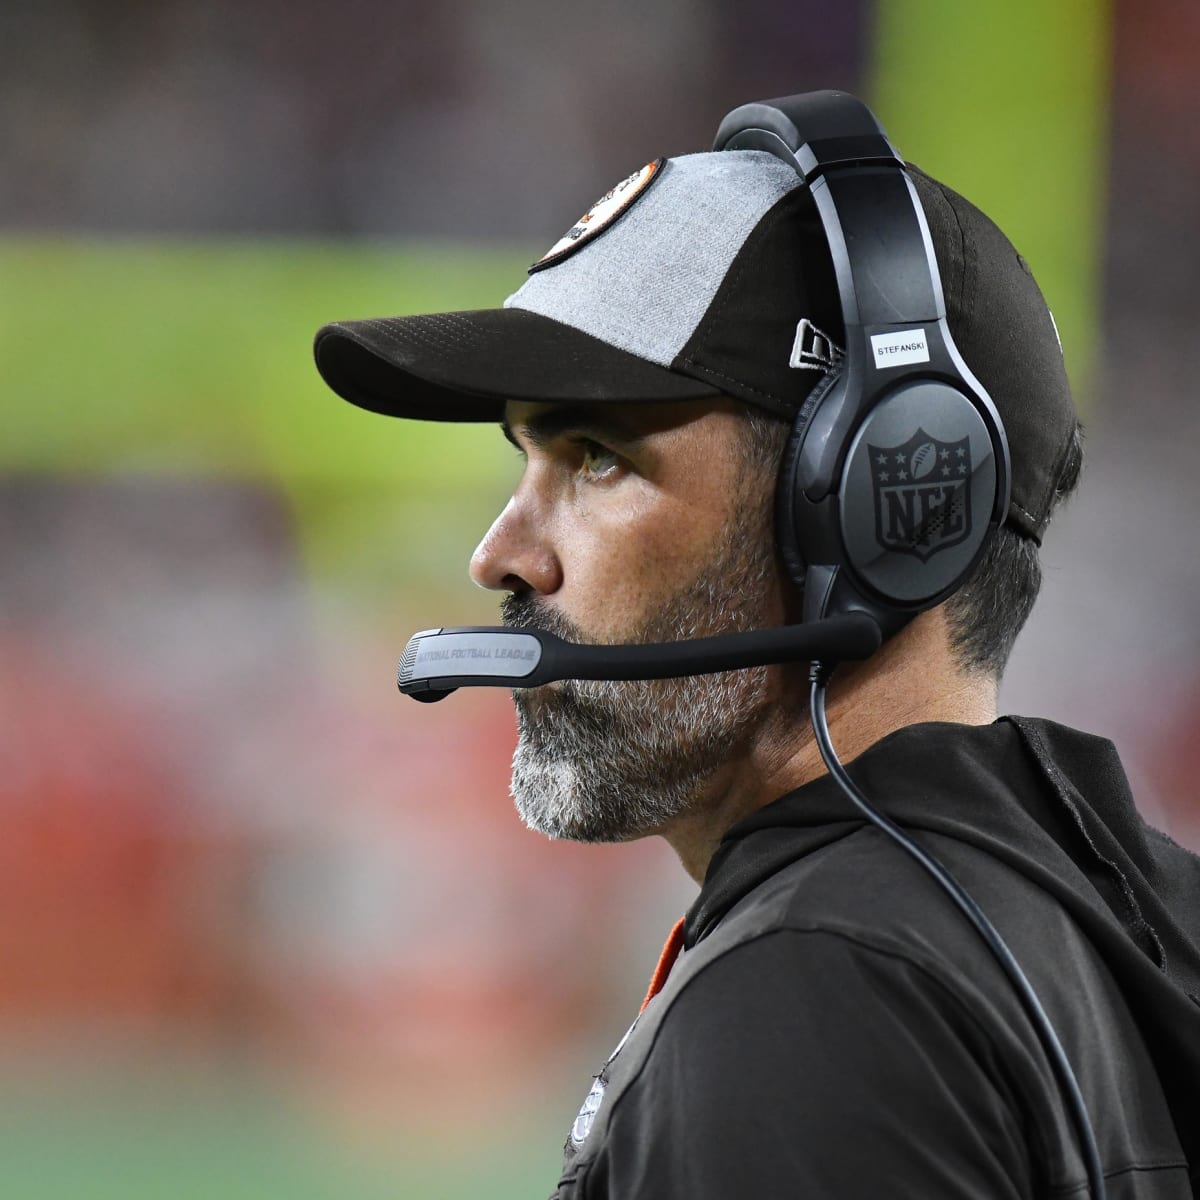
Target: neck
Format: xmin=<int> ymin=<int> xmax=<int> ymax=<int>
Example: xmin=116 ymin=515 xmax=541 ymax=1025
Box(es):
xmin=661 ymin=608 xmax=998 ymax=883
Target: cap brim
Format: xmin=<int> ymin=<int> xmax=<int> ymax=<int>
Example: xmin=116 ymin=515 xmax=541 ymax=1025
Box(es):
xmin=313 ymin=308 xmax=722 ymax=422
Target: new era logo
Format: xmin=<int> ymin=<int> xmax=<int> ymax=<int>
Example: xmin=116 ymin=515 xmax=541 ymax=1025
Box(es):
xmin=788 ymin=318 xmax=843 ymax=372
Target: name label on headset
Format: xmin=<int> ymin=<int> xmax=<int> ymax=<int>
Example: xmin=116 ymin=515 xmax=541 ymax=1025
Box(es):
xmin=870 ymin=328 xmax=930 ymax=368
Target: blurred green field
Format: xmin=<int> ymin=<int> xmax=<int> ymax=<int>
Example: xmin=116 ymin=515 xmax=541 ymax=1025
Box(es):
xmin=2 ymin=1060 xmax=556 ymax=1200
xmin=0 ymin=238 xmax=527 ymax=481
xmin=0 ymin=237 xmax=534 ymax=591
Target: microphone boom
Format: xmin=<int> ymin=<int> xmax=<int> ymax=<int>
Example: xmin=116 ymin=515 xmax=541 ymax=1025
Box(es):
xmin=397 ymin=616 xmax=882 ymax=702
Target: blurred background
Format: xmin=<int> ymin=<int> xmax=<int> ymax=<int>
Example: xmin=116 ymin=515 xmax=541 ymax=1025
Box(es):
xmin=2 ymin=1 xmax=1198 ymax=1195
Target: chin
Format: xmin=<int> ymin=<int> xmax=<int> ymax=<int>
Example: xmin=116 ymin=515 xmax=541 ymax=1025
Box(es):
xmin=511 ymin=751 xmax=698 ymax=846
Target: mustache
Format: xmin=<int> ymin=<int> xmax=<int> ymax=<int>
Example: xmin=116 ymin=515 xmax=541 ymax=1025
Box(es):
xmin=500 ymin=595 xmax=652 ymax=732
xmin=499 ymin=594 xmax=592 ymax=711
xmin=500 ymin=593 xmax=587 ymax=643
xmin=500 ymin=595 xmax=648 ymax=711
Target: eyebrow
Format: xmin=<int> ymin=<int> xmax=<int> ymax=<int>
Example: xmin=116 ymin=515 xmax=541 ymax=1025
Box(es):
xmin=501 ymin=406 xmax=646 ymax=452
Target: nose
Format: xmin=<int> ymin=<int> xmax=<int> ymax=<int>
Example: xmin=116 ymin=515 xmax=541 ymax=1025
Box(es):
xmin=469 ymin=494 xmax=563 ymax=596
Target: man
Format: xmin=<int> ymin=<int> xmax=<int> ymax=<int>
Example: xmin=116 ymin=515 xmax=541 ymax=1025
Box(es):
xmin=314 ymin=99 xmax=1200 ymax=1197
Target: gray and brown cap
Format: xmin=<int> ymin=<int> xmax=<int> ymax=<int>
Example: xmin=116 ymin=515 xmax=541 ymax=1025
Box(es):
xmin=314 ymin=151 xmax=1076 ymax=542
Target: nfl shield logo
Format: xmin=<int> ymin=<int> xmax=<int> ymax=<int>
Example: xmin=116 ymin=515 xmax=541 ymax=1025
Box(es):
xmin=869 ymin=429 xmax=973 ymax=563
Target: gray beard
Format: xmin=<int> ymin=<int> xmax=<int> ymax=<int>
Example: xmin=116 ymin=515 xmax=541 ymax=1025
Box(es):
xmin=501 ymin=521 xmax=778 ymax=843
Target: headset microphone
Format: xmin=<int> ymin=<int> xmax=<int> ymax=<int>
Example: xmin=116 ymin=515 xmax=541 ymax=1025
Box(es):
xmin=397 ymin=615 xmax=882 ymax=702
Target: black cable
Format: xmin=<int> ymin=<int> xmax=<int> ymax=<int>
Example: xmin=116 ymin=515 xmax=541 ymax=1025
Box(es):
xmin=808 ymin=664 xmax=1106 ymax=1200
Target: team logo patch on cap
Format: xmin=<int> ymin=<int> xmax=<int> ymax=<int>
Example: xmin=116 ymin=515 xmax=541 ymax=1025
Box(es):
xmin=870 ymin=430 xmax=973 ymax=562
xmin=529 ymin=159 xmax=664 ymax=273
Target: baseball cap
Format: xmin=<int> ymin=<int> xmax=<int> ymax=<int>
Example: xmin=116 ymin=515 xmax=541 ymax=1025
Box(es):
xmin=313 ymin=151 xmax=1076 ymax=542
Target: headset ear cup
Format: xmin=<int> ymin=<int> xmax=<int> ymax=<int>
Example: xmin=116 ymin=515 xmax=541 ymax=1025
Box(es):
xmin=775 ymin=366 xmax=844 ymax=590
xmin=838 ymin=382 xmax=1000 ymax=608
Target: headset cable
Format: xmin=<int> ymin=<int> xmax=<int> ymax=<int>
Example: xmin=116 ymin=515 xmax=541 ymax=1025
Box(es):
xmin=809 ymin=662 xmax=1106 ymax=1200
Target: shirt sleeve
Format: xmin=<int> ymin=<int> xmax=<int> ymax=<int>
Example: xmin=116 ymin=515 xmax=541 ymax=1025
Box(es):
xmin=586 ymin=927 xmax=1034 ymax=1200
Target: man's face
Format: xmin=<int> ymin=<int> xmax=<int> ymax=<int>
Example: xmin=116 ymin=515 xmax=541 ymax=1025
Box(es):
xmin=469 ymin=398 xmax=786 ymax=843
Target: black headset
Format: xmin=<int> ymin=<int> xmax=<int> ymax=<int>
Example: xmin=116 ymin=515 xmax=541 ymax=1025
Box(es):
xmin=714 ymin=90 xmax=1010 ymax=640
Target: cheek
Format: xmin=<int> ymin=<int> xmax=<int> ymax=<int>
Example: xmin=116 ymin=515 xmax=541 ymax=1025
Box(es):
xmin=557 ymin=486 xmax=735 ymax=632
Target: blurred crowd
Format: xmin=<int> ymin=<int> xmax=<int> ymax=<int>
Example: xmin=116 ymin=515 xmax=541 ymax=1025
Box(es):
xmin=0 ymin=0 xmax=862 ymax=237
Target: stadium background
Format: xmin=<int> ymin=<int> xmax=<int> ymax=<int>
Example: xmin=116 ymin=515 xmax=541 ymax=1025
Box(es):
xmin=3 ymin=1 xmax=1198 ymax=1195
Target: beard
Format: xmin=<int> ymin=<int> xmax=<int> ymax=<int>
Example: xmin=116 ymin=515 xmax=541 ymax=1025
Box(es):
xmin=501 ymin=512 xmax=780 ymax=843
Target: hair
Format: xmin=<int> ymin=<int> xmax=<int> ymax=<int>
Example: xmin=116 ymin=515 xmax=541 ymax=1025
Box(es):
xmin=944 ymin=422 xmax=1084 ymax=675
xmin=739 ymin=404 xmax=794 ymax=473
xmin=737 ymin=406 xmax=1086 ymax=680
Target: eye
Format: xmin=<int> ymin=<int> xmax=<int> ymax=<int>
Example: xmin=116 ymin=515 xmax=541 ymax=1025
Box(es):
xmin=577 ymin=438 xmax=621 ymax=480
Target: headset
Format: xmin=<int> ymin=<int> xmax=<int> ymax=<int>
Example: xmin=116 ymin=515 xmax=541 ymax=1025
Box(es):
xmin=394 ymin=91 xmax=1105 ymax=1198
xmin=713 ymin=91 xmax=1009 ymax=639
xmin=396 ymin=90 xmax=1007 ymax=695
